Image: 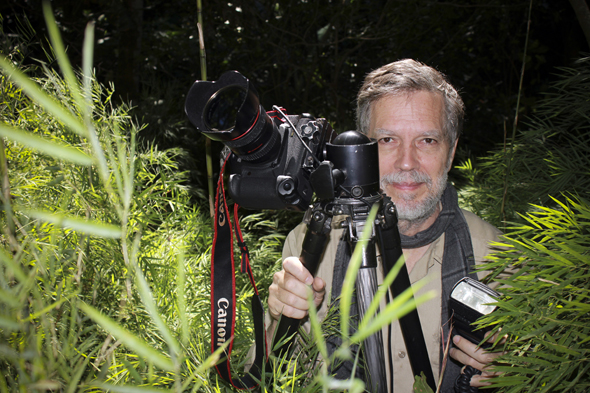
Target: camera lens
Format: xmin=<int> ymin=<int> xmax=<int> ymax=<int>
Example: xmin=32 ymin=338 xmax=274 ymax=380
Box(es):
xmin=204 ymin=86 xmax=247 ymax=131
xmin=185 ymin=71 xmax=282 ymax=163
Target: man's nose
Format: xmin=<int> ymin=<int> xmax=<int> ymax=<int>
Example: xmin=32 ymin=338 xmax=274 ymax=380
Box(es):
xmin=394 ymin=145 xmax=419 ymax=171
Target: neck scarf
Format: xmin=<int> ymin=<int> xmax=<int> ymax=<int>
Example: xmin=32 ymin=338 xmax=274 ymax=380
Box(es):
xmin=400 ymin=184 xmax=477 ymax=392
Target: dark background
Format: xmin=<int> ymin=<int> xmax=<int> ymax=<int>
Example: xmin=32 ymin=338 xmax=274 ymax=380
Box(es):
xmin=1 ymin=0 xmax=587 ymax=186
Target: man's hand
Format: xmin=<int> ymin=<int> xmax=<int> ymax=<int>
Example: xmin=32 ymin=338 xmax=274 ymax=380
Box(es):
xmin=268 ymin=257 xmax=326 ymax=321
xmin=450 ymin=331 xmax=506 ymax=387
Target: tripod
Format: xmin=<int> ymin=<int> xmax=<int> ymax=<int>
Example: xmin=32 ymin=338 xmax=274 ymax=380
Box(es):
xmin=271 ymin=131 xmax=437 ymax=392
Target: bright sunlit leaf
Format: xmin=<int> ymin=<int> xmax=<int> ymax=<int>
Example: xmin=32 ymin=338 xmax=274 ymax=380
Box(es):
xmin=0 ymin=123 xmax=92 ymax=166
xmin=80 ymin=303 xmax=175 ymax=372
xmin=0 ymin=56 xmax=87 ymax=137
xmin=21 ymin=209 xmax=121 ymax=238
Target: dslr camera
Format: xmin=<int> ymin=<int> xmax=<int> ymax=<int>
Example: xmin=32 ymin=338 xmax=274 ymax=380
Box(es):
xmin=184 ymin=71 xmax=337 ymax=211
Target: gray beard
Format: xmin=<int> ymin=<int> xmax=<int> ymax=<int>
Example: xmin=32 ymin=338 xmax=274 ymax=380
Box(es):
xmin=380 ymin=170 xmax=448 ymax=225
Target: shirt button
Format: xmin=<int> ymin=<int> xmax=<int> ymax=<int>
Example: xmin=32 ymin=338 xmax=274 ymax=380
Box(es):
xmin=398 ymin=351 xmax=406 ymax=358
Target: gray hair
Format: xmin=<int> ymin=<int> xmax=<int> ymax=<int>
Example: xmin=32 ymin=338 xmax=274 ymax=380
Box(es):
xmin=356 ymin=59 xmax=464 ymax=145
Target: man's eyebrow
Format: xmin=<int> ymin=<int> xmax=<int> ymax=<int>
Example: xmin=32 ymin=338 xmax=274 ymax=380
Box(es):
xmin=372 ymin=128 xmax=395 ymax=136
xmin=420 ymin=130 xmax=444 ymax=138
xmin=372 ymin=128 xmax=443 ymax=137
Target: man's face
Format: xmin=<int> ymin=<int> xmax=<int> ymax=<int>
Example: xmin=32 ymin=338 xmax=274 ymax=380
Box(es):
xmin=368 ymin=91 xmax=457 ymax=224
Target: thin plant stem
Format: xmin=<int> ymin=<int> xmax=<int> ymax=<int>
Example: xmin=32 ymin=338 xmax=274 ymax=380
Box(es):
xmin=0 ymin=138 xmax=16 ymax=249
xmin=501 ymin=0 xmax=533 ymax=227
xmin=196 ymin=0 xmax=215 ymax=217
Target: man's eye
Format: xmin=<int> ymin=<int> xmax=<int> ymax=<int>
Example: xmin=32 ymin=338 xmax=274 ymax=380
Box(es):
xmin=379 ymin=137 xmax=394 ymax=143
xmin=423 ymin=138 xmax=436 ymax=144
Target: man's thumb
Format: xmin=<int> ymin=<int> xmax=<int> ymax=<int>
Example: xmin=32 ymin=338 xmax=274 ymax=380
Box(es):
xmin=313 ymin=277 xmax=326 ymax=293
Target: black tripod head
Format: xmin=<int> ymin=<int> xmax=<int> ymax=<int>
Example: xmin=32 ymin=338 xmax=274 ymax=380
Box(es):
xmin=309 ymin=130 xmax=381 ymax=203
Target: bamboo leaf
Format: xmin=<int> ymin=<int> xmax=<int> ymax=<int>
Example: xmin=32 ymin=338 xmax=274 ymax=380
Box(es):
xmin=20 ymin=208 xmax=121 ymax=238
xmin=317 ymin=375 xmax=365 ymax=393
xmin=0 ymin=248 xmax=28 ymax=283
xmin=542 ymin=340 xmax=581 ymax=356
xmin=27 ymin=381 xmax=61 ymax=391
xmin=413 ymin=373 xmax=435 ymax=393
xmin=42 ymin=1 xmax=85 ymax=112
xmin=0 ymin=123 xmax=92 ymax=166
xmin=360 ymin=251 xmax=406 ymax=330
xmin=81 ymin=22 xmax=95 ymax=109
xmin=307 ymin=286 xmax=329 ymax=361
xmin=21 ymin=296 xmax=72 ymax=322
xmin=0 ymin=56 xmax=87 ymax=137
xmin=0 ymin=288 xmax=20 ymax=308
xmin=176 ymin=252 xmax=189 ymax=346
xmin=516 ymin=322 xmax=558 ymax=342
xmin=79 ymin=303 xmax=175 ymax=371
xmin=92 ymin=384 xmax=172 ymax=393
xmin=65 ymin=352 xmax=92 ymax=393
xmin=352 ymin=286 xmax=434 ymax=344
xmin=133 ymin=256 xmax=181 ymax=359
xmin=0 ymin=317 xmax=20 ymax=331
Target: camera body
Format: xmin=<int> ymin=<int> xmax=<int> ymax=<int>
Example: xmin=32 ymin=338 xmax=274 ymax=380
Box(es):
xmin=227 ymin=114 xmax=334 ymax=211
xmin=185 ymin=71 xmax=336 ymax=211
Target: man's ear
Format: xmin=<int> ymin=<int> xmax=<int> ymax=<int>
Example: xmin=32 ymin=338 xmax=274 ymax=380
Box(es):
xmin=447 ymin=138 xmax=459 ymax=171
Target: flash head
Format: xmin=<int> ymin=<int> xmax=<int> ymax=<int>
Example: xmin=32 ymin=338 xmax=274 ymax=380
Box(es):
xmin=450 ymin=277 xmax=499 ymax=348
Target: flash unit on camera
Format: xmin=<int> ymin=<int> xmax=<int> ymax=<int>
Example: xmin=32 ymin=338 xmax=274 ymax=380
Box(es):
xmin=450 ymin=277 xmax=500 ymax=348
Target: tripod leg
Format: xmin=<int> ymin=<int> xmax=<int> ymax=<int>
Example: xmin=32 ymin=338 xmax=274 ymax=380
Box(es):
xmin=339 ymin=211 xmax=387 ymax=393
xmin=355 ymin=254 xmax=388 ymax=393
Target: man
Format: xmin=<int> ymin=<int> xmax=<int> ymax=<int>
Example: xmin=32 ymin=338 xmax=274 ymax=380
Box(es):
xmin=267 ymin=59 xmax=503 ymax=391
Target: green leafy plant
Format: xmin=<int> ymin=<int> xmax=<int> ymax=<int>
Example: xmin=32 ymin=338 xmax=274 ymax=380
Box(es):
xmin=456 ymin=57 xmax=590 ymax=392
xmin=4 ymin=7 xmax=420 ymax=392
xmin=457 ymin=57 xmax=590 ymax=230
xmin=475 ymin=197 xmax=590 ymax=392
xmin=0 ymin=4 xmax=233 ymax=391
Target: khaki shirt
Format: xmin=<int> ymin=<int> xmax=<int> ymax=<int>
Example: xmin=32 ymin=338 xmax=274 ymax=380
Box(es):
xmin=276 ymin=209 xmax=501 ymax=392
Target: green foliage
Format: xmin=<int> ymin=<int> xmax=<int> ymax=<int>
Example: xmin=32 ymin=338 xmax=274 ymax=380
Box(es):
xmin=0 ymin=9 xmax=278 ymax=391
xmin=475 ymin=197 xmax=590 ymax=392
xmin=457 ymin=57 xmax=590 ymax=229
xmin=413 ymin=373 xmax=435 ymax=393
xmin=0 ymin=8 xmax=318 ymax=392
xmin=457 ymin=58 xmax=590 ymax=392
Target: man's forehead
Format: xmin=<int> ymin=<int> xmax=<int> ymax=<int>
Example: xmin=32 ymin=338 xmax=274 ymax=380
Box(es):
xmin=379 ymin=90 xmax=443 ymax=107
xmin=369 ymin=91 xmax=446 ymax=136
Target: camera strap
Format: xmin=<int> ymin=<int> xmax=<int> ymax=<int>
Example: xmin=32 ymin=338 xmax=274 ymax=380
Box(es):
xmin=211 ymin=157 xmax=267 ymax=389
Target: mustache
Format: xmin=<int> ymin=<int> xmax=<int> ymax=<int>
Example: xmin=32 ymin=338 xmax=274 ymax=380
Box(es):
xmin=380 ymin=170 xmax=432 ymax=187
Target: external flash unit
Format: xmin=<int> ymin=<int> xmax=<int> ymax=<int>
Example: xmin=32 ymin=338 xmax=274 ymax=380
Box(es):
xmin=450 ymin=277 xmax=500 ymax=348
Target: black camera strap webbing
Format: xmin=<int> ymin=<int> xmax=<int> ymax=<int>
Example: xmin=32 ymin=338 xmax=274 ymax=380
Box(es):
xmin=377 ymin=197 xmax=437 ymax=391
xmin=211 ymin=157 xmax=267 ymax=389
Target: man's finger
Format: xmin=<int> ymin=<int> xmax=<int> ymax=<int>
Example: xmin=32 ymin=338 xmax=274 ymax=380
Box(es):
xmin=269 ymin=281 xmax=310 ymax=318
xmin=282 ymin=257 xmax=313 ymax=285
xmin=469 ymin=370 xmax=502 ymax=388
xmin=453 ymin=335 xmax=500 ymax=366
xmin=312 ymin=277 xmax=326 ymax=293
xmin=277 ymin=280 xmax=311 ymax=310
xmin=268 ymin=299 xmax=308 ymax=320
xmin=484 ymin=329 xmax=508 ymax=345
xmin=450 ymin=347 xmax=487 ymax=371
